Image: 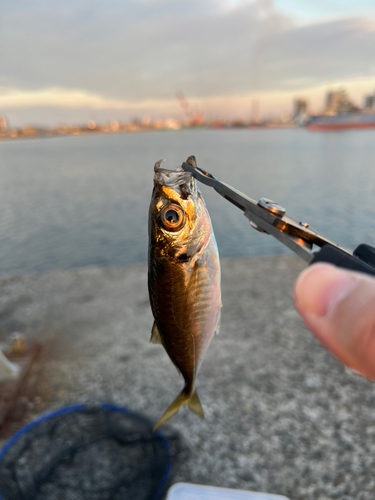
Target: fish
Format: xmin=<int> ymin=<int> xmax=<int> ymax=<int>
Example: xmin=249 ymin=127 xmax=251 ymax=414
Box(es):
xmin=148 ymin=155 xmax=221 ymax=430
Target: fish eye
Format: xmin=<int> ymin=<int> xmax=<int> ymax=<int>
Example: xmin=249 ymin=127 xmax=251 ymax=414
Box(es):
xmin=160 ymin=205 xmax=185 ymax=231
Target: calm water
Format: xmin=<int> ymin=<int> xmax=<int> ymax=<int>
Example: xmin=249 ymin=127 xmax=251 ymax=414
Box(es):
xmin=0 ymin=129 xmax=374 ymax=275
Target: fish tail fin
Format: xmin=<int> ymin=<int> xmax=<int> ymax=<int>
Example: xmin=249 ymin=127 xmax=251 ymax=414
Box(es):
xmin=153 ymin=388 xmax=204 ymax=431
xmin=153 ymin=390 xmax=189 ymax=431
xmin=188 ymin=389 xmax=204 ymax=418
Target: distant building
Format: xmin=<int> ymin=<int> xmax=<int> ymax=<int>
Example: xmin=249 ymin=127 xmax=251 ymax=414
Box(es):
xmin=324 ymin=89 xmax=360 ymax=115
xmin=364 ymin=94 xmax=375 ymax=109
xmin=21 ymin=126 xmax=38 ymax=137
xmin=110 ymin=121 xmax=120 ymax=131
xmin=164 ymin=118 xmax=180 ymax=130
xmin=293 ymin=99 xmax=309 ymax=124
xmin=294 ymin=99 xmax=307 ymax=116
xmin=140 ymin=117 xmax=151 ymax=128
xmin=0 ymin=117 xmax=8 ymax=132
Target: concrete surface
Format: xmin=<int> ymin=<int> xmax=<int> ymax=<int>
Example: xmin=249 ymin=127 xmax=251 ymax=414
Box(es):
xmin=0 ymin=255 xmax=374 ymax=500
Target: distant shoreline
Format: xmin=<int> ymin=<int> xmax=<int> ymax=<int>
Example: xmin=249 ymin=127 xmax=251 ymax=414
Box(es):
xmin=0 ymin=123 xmax=297 ymax=142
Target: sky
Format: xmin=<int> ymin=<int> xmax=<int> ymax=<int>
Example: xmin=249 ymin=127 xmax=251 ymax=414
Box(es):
xmin=1 ymin=0 xmax=375 ymax=126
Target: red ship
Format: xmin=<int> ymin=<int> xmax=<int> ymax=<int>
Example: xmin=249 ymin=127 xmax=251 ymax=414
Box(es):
xmin=305 ymin=113 xmax=375 ymax=131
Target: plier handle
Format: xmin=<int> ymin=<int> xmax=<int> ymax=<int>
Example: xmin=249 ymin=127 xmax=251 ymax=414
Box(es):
xmin=181 ymin=158 xmax=375 ymax=277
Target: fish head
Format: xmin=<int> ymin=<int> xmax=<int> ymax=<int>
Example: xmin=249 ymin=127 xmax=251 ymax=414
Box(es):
xmin=149 ymin=159 xmax=212 ymax=261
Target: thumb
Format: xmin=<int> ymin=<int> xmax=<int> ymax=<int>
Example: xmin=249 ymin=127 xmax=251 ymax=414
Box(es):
xmin=294 ymin=263 xmax=375 ymax=380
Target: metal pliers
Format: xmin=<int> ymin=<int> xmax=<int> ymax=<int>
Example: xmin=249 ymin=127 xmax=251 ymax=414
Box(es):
xmin=181 ymin=159 xmax=375 ymax=277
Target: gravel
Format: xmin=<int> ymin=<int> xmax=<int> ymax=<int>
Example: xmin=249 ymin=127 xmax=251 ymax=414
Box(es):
xmin=0 ymin=255 xmax=374 ymax=500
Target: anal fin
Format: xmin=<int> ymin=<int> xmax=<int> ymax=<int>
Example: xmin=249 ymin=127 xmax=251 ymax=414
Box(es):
xmin=214 ymin=309 xmax=221 ymax=335
xmin=150 ymin=321 xmax=162 ymax=344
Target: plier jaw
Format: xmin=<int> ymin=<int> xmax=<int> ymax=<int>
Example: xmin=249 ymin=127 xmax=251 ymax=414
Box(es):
xmin=181 ymin=159 xmax=375 ymax=276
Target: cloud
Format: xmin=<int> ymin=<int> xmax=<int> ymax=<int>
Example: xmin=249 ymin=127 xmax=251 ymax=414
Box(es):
xmin=0 ymin=88 xmax=127 ymax=109
xmin=258 ymin=17 xmax=375 ymax=88
xmin=1 ymin=74 xmax=373 ymax=115
xmin=0 ymin=87 xmax=177 ymax=110
xmin=0 ymin=0 xmax=298 ymax=101
xmin=1 ymin=0 xmax=375 ymax=123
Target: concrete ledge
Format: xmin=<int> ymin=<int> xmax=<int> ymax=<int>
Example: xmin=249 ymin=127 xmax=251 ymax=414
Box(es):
xmin=0 ymin=255 xmax=374 ymax=500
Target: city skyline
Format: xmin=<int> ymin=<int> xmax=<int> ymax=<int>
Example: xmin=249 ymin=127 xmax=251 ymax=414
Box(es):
xmin=2 ymin=86 xmax=375 ymax=139
xmin=2 ymin=0 xmax=375 ymax=126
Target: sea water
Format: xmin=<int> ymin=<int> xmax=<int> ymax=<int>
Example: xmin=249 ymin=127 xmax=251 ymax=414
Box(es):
xmin=0 ymin=128 xmax=374 ymax=274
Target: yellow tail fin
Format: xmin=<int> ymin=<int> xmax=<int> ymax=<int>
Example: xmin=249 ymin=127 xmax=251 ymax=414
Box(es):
xmin=188 ymin=389 xmax=204 ymax=417
xmin=153 ymin=388 xmax=204 ymax=431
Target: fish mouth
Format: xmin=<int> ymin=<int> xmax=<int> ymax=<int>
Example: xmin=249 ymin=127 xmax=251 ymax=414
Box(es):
xmin=153 ymin=159 xmax=196 ymax=197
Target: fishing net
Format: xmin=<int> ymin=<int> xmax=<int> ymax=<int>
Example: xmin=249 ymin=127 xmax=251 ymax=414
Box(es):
xmin=0 ymin=404 xmax=182 ymax=500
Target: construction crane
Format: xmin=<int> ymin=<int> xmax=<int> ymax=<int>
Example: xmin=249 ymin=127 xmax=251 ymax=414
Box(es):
xmin=175 ymin=92 xmax=204 ymax=126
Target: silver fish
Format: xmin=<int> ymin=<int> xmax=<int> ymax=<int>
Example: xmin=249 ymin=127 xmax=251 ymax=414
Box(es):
xmin=148 ymin=156 xmax=221 ymax=429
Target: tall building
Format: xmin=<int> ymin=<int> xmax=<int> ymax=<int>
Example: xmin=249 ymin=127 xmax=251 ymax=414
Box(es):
xmin=293 ymin=99 xmax=309 ymax=123
xmin=324 ymin=90 xmax=359 ymax=115
xmin=294 ymin=99 xmax=308 ymax=116
xmin=364 ymin=94 xmax=375 ymax=109
xmin=0 ymin=117 xmax=7 ymax=132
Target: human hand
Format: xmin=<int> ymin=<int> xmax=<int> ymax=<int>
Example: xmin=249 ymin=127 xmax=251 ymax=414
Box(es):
xmin=294 ymin=263 xmax=375 ymax=380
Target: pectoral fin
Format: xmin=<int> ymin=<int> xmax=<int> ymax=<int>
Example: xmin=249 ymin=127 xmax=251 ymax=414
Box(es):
xmin=150 ymin=321 xmax=162 ymax=344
